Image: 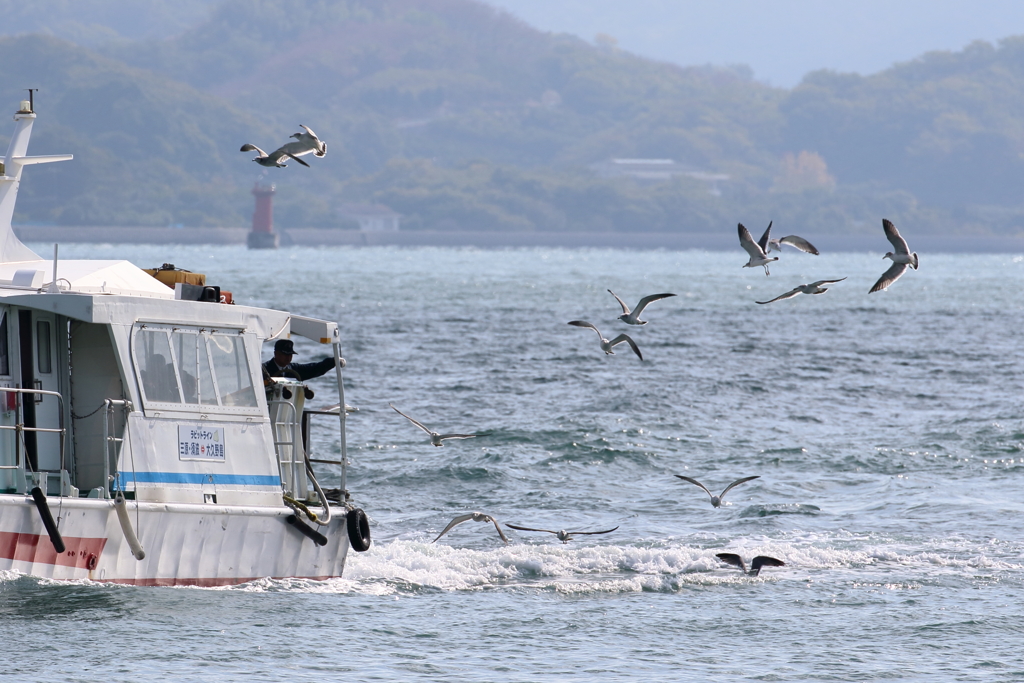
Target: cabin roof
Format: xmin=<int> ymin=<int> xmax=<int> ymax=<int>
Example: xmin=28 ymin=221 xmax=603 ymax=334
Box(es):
xmin=0 ymin=258 xmax=174 ymax=298
xmin=0 ymin=263 xmax=338 ymax=343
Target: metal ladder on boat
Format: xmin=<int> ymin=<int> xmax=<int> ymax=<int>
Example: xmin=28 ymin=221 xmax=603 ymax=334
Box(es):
xmin=268 ymin=393 xmax=305 ymax=499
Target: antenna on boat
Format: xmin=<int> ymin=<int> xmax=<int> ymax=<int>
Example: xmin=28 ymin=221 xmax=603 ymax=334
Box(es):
xmin=25 ymin=89 xmax=37 ymax=113
xmin=47 ymin=243 xmax=60 ymax=293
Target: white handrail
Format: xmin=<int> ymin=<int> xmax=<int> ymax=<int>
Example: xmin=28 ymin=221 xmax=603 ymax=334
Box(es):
xmin=103 ymin=399 xmax=133 ymax=500
xmin=0 ymin=387 xmax=65 ymax=475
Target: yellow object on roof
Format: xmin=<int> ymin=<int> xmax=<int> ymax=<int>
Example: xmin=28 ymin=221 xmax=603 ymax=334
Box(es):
xmin=144 ymin=263 xmax=206 ymax=288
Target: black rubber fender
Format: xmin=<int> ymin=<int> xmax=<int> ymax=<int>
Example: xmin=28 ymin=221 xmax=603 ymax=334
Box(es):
xmin=347 ymin=507 xmax=371 ymax=552
xmin=30 ymin=487 xmax=65 ymax=553
xmin=286 ymin=514 xmax=328 ymax=546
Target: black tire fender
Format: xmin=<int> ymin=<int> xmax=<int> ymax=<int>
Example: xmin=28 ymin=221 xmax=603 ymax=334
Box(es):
xmin=347 ymin=507 xmax=371 ymax=552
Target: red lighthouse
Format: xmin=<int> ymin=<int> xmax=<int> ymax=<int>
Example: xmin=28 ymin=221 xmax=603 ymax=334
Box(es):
xmin=247 ymin=183 xmax=279 ymax=249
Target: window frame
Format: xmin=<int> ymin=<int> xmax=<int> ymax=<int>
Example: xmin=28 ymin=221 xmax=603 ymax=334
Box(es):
xmin=131 ymin=323 xmax=263 ymax=417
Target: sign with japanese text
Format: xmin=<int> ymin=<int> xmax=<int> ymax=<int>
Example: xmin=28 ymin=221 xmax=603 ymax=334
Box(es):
xmin=178 ymin=425 xmax=225 ymax=461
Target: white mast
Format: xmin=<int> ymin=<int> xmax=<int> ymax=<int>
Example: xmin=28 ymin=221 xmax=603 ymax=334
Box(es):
xmin=0 ymin=94 xmax=73 ymax=263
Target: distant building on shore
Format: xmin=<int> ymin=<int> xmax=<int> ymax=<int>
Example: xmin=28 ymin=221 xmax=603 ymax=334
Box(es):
xmin=337 ymin=203 xmax=402 ymax=231
xmin=589 ymin=158 xmax=730 ymax=195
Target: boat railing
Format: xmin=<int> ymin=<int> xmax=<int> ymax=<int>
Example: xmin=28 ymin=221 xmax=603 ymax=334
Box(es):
xmin=103 ymin=399 xmax=133 ymax=500
xmin=302 ymin=408 xmax=348 ymax=500
xmin=330 ymin=340 xmax=349 ymax=502
xmin=0 ymin=387 xmax=66 ymax=495
xmin=269 ymin=397 xmax=303 ymax=498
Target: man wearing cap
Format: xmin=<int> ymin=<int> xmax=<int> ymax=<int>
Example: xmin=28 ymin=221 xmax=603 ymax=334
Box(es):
xmin=263 ymin=339 xmax=335 ymax=381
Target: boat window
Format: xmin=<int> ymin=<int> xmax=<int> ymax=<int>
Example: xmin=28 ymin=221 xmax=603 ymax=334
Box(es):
xmin=133 ymin=324 xmax=260 ymax=413
xmin=171 ymin=330 xmax=218 ymax=406
xmin=208 ymin=334 xmax=258 ymax=407
xmin=36 ymin=320 xmax=51 ymax=374
xmin=136 ymin=329 xmax=182 ymax=403
xmin=0 ymin=311 xmax=8 ymax=376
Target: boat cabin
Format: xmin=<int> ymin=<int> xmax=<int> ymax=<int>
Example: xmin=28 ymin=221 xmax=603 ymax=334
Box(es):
xmin=0 ymin=275 xmax=344 ymax=508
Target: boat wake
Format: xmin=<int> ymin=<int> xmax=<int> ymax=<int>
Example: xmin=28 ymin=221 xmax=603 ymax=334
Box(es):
xmin=198 ymin=535 xmax=1024 ymax=594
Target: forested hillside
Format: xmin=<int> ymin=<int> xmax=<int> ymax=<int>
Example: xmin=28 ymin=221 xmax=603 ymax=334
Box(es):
xmin=1 ymin=0 xmax=1023 ymax=235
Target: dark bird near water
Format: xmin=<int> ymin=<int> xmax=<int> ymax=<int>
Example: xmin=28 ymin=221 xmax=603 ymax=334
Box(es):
xmin=716 ymin=553 xmax=786 ymax=576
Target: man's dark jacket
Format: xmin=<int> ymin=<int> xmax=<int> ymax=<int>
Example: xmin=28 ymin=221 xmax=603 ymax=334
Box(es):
xmin=263 ymin=357 xmax=335 ymax=381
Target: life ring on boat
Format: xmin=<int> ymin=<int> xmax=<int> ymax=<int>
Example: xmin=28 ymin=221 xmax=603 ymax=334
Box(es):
xmin=347 ymin=508 xmax=371 ymax=552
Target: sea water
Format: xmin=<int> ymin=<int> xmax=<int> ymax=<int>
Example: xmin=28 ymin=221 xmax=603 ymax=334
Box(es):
xmin=3 ymin=244 xmax=1023 ymax=682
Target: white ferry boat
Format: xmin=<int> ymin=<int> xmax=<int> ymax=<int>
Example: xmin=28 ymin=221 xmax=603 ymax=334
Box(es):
xmin=0 ymin=97 xmax=369 ymax=586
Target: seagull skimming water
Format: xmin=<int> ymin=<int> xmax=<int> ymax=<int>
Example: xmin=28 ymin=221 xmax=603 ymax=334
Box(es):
xmin=568 ymin=321 xmax=643 ymax=360
xmin=674 ymin=475 xmax=760 ymax=507
xmin=505 ymin=523 xmax=619 ymax=544
xmin=390 ymin=403 xmax=478 ymax=446
xmin=869 ymin=219 xmax=919 ymax=293
xmin=607 ymin=290 xmax=676 ymax=325
xmin=755 ymin=278 xmax=847 ymax=304
xmin=716 ymin=553 xmax=786 ymax=576
xmin=433 ymin=512 xmax=508 ymax=545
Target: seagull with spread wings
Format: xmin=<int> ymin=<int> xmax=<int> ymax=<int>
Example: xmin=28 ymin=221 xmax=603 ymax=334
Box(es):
xmin=506 ymin=523 xmax=619 ymax=544
xmin=433 ymin=512 xmax=508 ymax=545
xmin=869 ymin=218 xmax=919 ymax=293
xmin=716 ymin=553 xmax=786 ymax=576
xmin=765 ymin=228 xmax=820 ymax=255
xmin=390 ymin=403 xmax=478 ymax=447
xmin=738 ymin=222 xmax=779 ymax=275
xmin=283 ymin=124 xmax=327 ymax=158
xmin=755 ymin=277 xmax=846 ymax=304
xmin=607 ymin=290 xmax=676 ymax=325
xmin=239 ymin=143 xmax=310 ymax=168
xmin=568 ymin=321 xmax=643 ymax=360
xmin=674 ymin=475 xmax=760 ymax=507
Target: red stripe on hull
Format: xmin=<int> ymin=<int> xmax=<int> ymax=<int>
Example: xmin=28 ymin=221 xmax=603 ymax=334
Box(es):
xmin=0 ymin=531 xmax=107 ymax=568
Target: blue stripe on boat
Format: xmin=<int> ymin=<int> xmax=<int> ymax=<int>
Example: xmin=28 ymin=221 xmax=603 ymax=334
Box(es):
xmin=116 ymin=472 xmax=281 ymax=487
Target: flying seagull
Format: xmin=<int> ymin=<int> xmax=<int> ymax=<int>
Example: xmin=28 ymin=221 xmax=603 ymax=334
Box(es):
xmin=239 ymin=143 xmax=310 ymax=168
xmin=716 ymin=553 xmax=786 ymax=576
xmin=505 ymin=523 xmax=619 ymax=544
xmin=568 ymin=321 xmax=643 ymax=360
xmin=286 ymin=124 xmax=327 ymax=158
xmin=869 ymin=218 xmax=919 ymax=293
xmin=755 ymin=277 xmax=847 ymax=304
xmin=674 ymin=475 xmax=760 ymax=507
xmin=738 ymin=222 xmax=779 ymax=275
xmin=390 ymin=403 xmax=478 ymax=446
xmin=607 ymin=290 xmax=676 ymax=325
xmin=765 ymin=232 xmax=820 ymax=255
xmin=433 ymin=512 xmax=509 ymax=545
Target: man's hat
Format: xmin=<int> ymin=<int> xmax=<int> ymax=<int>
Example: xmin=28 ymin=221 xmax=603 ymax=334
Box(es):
xmin=274 ymin=339 xmax=296 ymax=355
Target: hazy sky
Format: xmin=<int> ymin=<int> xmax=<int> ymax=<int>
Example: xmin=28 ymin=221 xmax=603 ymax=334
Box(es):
xmin=485 ymin=0 xmax=1024 ymax=87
